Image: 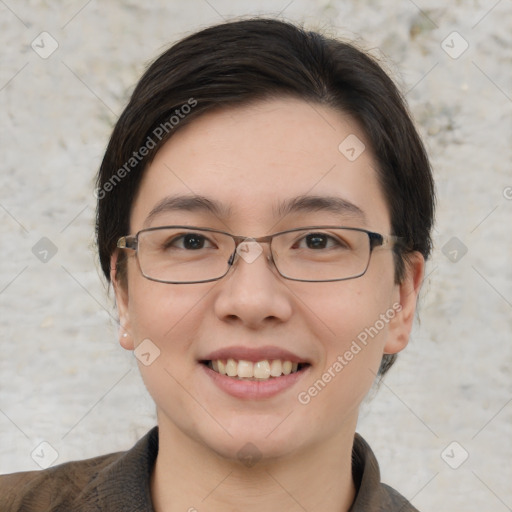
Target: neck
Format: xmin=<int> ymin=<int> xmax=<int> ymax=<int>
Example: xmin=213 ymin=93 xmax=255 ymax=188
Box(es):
xmin=150 ymin=416 xmax=357 ymax=512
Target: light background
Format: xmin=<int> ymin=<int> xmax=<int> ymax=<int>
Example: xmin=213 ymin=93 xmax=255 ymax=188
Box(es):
xmin=1 ymin=1 xmax=511 ymax=510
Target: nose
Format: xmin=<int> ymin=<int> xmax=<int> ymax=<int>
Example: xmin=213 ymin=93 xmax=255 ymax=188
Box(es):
xmin=213 ymin=240 xmax=293 ymax=329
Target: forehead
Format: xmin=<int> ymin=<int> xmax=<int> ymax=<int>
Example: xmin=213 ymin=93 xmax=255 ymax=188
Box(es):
xmin=130 ymin=97 xmax=390 ymax=233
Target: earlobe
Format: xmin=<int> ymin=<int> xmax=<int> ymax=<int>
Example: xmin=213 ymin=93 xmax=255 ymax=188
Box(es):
xmin=110 ymin=251 xmax=134 ymax=351
xmin=383 ymin=252 xmax=425 ymax=355
xmin=119 ymin=330 xmax=133 ymax=350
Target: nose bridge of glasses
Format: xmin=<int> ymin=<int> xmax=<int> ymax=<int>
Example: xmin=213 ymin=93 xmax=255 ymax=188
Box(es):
xmin=229 ymin=234 xmax=275 ymax=267
xmin=232 ymin=233 xmax=274 ymax=245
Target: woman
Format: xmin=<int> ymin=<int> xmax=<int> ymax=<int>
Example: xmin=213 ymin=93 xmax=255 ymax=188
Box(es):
xmin=1 ymin=18 xmax=434 ymax=511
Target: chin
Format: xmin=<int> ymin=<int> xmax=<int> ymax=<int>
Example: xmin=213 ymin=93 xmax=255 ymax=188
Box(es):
xmin=208 ymin=434 xmax=301 ymax=465
xmin=196 ymin=415 xmax=310 ymax=463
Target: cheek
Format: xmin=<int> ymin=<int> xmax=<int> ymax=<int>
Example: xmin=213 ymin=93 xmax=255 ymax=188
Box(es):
xmin=288 ymin=283 xmax=396 ymax=445
xmin=125 ymin=269 xmax=223 ymax=389
xmin=295 ymin=280 xmax=395 ymax=400
xmin=297 ymin=275 xmax=395 ymax=346
xmin=126 ymin=278 xmax=207 ymax=408
xmin=125 ymin=277 xmax=237 ymax=445
xmin=125 ymin=250 xmax=198 ymax=339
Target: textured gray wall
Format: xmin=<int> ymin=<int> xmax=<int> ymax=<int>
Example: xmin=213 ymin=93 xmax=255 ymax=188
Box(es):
xmin=1 ymin=1 xmax=511 ymax=510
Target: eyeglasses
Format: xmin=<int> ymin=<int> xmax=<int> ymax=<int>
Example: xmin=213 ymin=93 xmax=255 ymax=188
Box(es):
xmin=116 ymin=226 xmax=401 ymax=284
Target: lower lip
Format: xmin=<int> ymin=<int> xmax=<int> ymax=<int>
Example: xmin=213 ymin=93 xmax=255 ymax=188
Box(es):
xmin=200 ymin=363 xmax=309 ymax=400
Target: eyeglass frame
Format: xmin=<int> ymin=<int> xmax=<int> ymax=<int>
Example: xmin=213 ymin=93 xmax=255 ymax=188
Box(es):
xmin=116 ymin=225 xmax=403 ymax=284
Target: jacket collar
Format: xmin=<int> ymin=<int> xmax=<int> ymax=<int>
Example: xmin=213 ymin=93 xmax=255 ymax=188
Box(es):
xmin=76 ymin=427 xmax=412 ymax=511
xmin=77 ymin=427 xmax=158 ymax=511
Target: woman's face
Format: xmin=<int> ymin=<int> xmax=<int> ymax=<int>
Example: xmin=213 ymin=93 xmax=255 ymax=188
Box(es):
xmin=113 ymin=97 xmax=423 ymax=461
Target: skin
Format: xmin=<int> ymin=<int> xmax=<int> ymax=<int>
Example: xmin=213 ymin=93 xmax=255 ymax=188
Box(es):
xmin=112 ymin=97 xmax=424 ymax=512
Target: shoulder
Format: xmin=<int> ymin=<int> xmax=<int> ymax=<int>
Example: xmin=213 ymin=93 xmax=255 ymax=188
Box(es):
xmin=351 ymin=433 xmax=420 ymax=512
xmin=0 ymin=450 xmax=123 ymax=512
xmin=0 ymin=426 xmax=159 ymax=512
xmin=379 ymin=483 xmax=420 ymax=511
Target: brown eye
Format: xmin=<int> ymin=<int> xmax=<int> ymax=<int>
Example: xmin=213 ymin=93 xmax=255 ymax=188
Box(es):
xmin=305 ymin=233 xmax=328 ymax=249
xmin=296 ymin=232 xmax=347 ymax=250
xmin=163 ymin=233 xmax=213 ymax=250
xmin=181 ymin=233 xmax=207 ymax=249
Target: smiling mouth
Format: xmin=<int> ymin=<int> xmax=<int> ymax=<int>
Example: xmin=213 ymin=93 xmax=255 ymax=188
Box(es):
xmin=201 ymin=359 xmax=310 ymax=380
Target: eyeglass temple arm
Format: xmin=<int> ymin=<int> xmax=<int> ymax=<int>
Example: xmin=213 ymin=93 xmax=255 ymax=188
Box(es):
xmin=117 ymin=236 xmax=137 ymax=250
xmin=377 ymin=234 xmax=407 ymax=250
xmin=369 ymin=232 xmax=404 ymax=248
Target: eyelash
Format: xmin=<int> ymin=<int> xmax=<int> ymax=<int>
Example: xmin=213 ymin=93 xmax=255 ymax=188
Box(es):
xmin=164 ymin=231 xmax=347 ymax=250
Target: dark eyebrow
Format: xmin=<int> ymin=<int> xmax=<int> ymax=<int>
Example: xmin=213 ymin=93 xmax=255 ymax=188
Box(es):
xmin=144 ymin=193 xmax=366 ymax=228
xmin=274 ymin=195 xmax=366 ymax=222
xmin=144 ymin=194 xmax=231 ymax=227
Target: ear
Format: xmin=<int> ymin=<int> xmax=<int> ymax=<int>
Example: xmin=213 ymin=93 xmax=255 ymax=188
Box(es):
xmin=384 ymin=252 xmax=425 ymax=355
xmin=111 ymin=250 xmax=134 ymax=351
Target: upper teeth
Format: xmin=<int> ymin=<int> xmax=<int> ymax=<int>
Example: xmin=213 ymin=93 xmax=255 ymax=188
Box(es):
xmin=210 ymin=359 xmax=300 ymax=379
